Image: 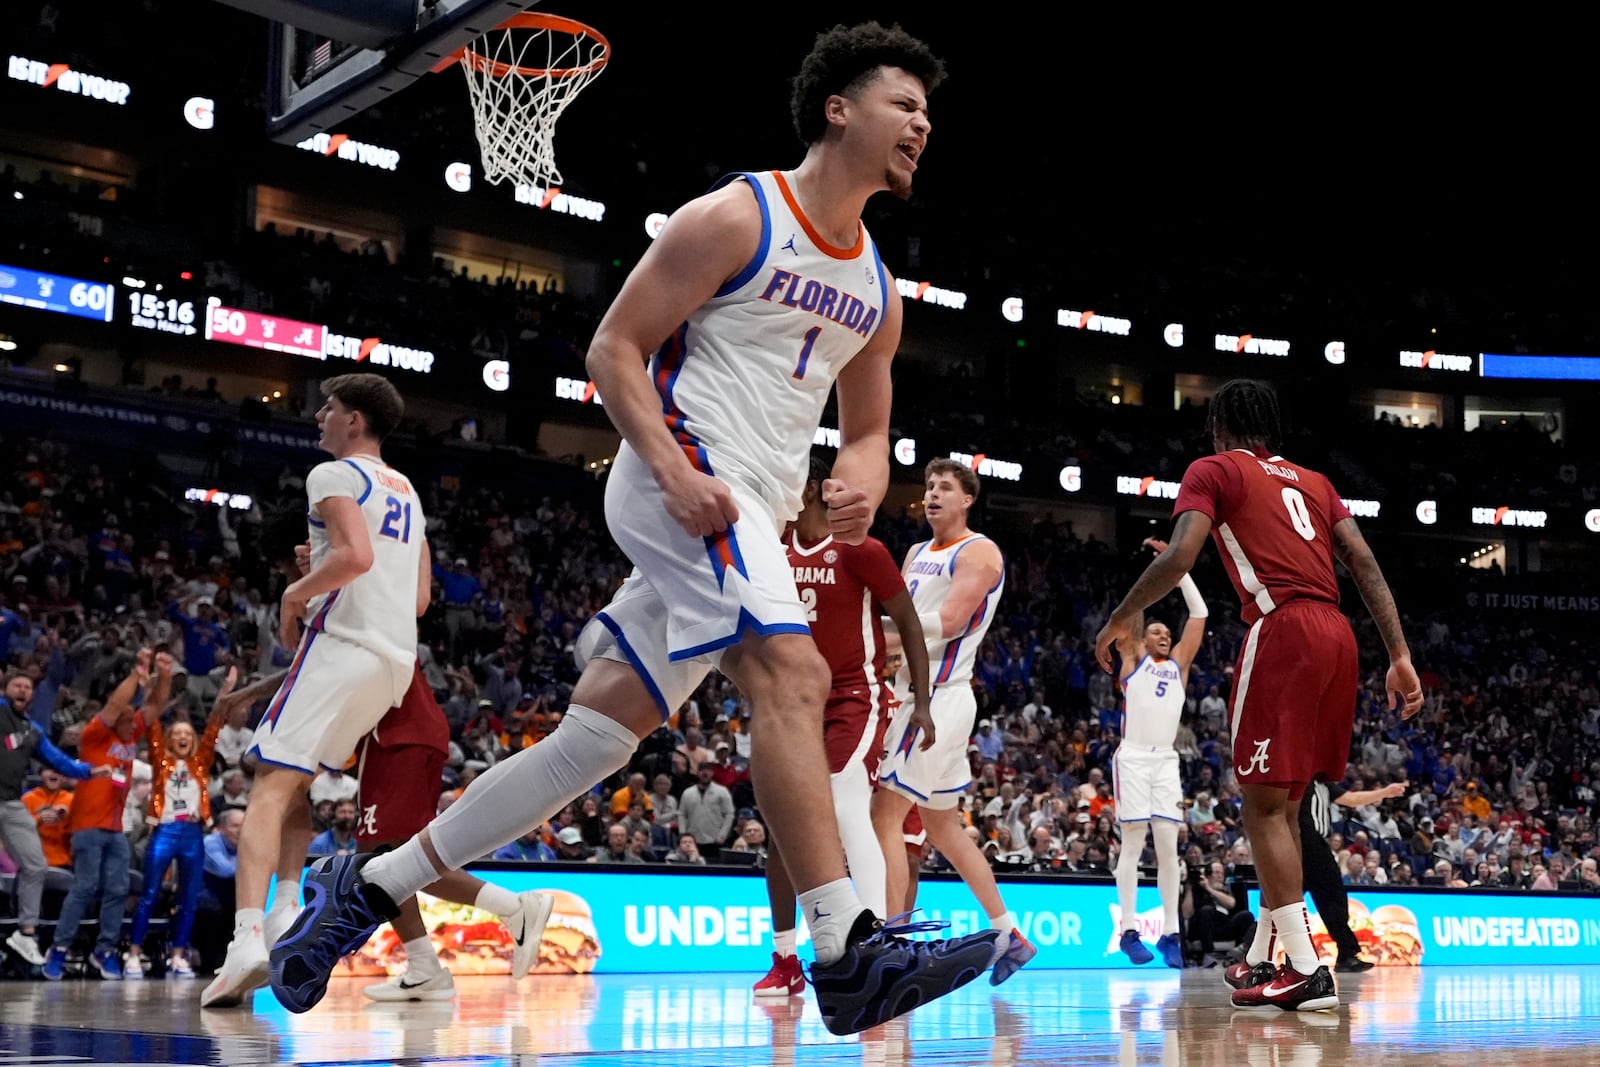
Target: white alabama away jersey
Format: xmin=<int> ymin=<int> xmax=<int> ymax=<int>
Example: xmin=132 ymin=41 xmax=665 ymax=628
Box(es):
xmin=304 ymin=454 xmax=423 ymax=666
xmin=1120 ymin=654 xmax=1185 ymax=748
xmin=900 ymin=534 xmax=1005 ymax=690
xmin=651 ymin=170 xmax=888 ymax=524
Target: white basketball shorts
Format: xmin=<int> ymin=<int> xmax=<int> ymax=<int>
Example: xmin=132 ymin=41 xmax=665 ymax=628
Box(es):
xmin=1112 ymin=745 xmax=1184 ymax=823
xmin=876 ymin=682 xmax=977 ymax=811
xmin=248 ymin=629 xmax=411 ymax=775
xmin=577 ymin=442 xmax=810 ymax=719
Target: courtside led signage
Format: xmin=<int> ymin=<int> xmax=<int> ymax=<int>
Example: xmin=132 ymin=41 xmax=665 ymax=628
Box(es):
xmin=514 ymin=184 xmax=607 ymax=221
xmin=644 ymin=213 xmax=669 ymax=239
xmin=1325 ymin=341 xmax=1346 ymax=365
xmin=1215 ymin=333 xmax=1290 ymax=357
xmin=1001 ymin=297 xmax=1023 ymax=323
xmin=895 ymin=278 xmax=967 ymax=310
xmin=1399 ymin=350 xmax=1473 ymax=373
xmin=204 ymin=300 xmax=324 ymax=359
xmin=1117 ymin=475 xmax=1181 ymax=500
xmin=295 ymin=132 xmax=400 ymax=171
xmin=482 ymin=360 xmax=510 ymax=392
xmin=1163 ymin=323 xmax=1184 ymax=348
xmin=1057 ymin=309 xmax=1131 ymax=336
xmin=813 ymin=426 xmax=840 ymax=448
xmin=7 ymin=56 xmax=130 ymax=105
xmin=1059 ymin=466 xmax=1082 ymax=492
xmin=444 ymin=162 xmax=472 ymax=192
xmin=948 ymin=451 xmax=1021 ymax=481
xmin=1586 ymin=510 xmax=1600 ymax=534
xmin=324 ymin=331 xmax=436 ymax=374
xmin=893 ymin=438 xmax=917 ymax=466
xmin=0 ymin=264 xmax=113 ymax=322
xmin=555 ymin=376 xmax=602 ymax=404
xmin=1472 ymin=506 xmax=1548 ymax=529
xmin=1415 ymin=500 xmax=1438 ymax=525
xmin=1341 ymin=498 xmax=1381 ymax=519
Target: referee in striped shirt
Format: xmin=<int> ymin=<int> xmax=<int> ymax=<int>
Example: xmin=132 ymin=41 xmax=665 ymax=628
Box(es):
xmin=1301 ymin=778 xmax=1408 ymax=971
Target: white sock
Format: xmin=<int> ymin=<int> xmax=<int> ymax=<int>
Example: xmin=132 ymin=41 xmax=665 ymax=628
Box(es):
xmin=798 ymin=877 xmax=866 ymax=966
xmin=1246 ymin=914 xmax=1277 ymax=966
xmin=990 ymin=910 xmax=1018 ymax=933
xmin=1152 ymin=821 xmax=1181 ymax=937
xmin=773 ymin=928 xmax=797 ymax=959
xmin=1115 ymin=823 xmax=1147 ymax=932
xmin=402 ymin=935 xmax=441 ymax=978
xmin=367 ymin=704 xmax=639 ymax=899
xmin=1270 ymin=901 xmax=1320 ymax=974
xmin=475 ymin=883 xmax=521 ymax=917
xmin=267 ymin=893 xmax=299 ymax=918
xmin=233 ymin=907 xmax=265 ymax=941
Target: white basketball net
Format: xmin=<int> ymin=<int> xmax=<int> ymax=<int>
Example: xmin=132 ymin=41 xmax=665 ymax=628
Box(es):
xmin=460 ymin=16 xmax=608 ymax=189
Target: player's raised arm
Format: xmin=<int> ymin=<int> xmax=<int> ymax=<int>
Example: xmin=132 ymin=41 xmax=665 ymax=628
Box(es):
xmin=279 ymin=494 xmax=372 ymax=650
xmin=1096 ymin=510 xmax=1212 ymax=673
xmin=585 ymin=186 xmax=761 ymax=539
xmin=824 ymin=282 xmax=902 ymax=545
xmin=1331 ymin=517 xmax=1423 ymax=718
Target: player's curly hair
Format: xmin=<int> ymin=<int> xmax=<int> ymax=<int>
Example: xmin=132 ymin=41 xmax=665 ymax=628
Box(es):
xmin=806 ymin=451 xmax=832 ymax=489
xmin=790 ymin=22 xmax=945 ymax=146
xmin=1207 ymin=378 xmax=1282 ymax=452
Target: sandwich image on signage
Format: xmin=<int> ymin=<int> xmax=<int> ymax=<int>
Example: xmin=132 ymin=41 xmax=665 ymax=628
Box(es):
xmin=336 ymin=888 xmax=602 ymax=976
xmin=1307 ymin=898 xmax=1423 ymax=967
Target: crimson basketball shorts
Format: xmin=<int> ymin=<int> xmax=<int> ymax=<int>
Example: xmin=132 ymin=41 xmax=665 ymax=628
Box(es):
xmin=902 ymin=805 xmax=926 ymax=855
xmin=355 ymin=737 xmax=447 ymax=845
xmin=1228 ymin=600 xmax=1358 ymax=799
xmin=824 ymin=682 xmax=891 ymax=777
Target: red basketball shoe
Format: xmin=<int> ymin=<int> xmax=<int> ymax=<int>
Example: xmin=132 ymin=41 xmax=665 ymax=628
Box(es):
xmin=753 ymin=952 xmax=806 ymax=998
xmin=1231 ymin=962 xmax=1339 ymax=1012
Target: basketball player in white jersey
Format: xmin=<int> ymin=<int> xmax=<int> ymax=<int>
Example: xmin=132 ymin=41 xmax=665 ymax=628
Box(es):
xmin=272 ymin=24 xmax=1004 ymax=1034
xmin=1110 ymin=537 xmax=1207 ymax=968
xmin=872 ymin=458 xmax=1037 ymax=984
xmin=203 ymin=373 xmax=427 ymax=1008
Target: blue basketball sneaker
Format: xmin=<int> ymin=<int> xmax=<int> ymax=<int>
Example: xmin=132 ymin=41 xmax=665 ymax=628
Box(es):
xmin=1120 ymin=929 xmax=1154 ymax=965
xmin=989 ymin=927 xmax=1036 ymax=985
xmin=1156 ymin=933 xmax=1185 ymax=969
xmin=807 ymin=910 xmax=1002 ymax=1036
xmin=269 ymin=853 xmax=398 ymax=1014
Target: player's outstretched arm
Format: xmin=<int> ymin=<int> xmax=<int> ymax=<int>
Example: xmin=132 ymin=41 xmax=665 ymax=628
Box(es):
xmin=825 ymin=285 xmax=902 ymax=545
xmin=1095 ymin=510 xmax=1211 ymax=673
xmin=585 ymin=185 xmax=760 ymax=539
xmin=1331 ymin=518 xmax=1423 ymax=719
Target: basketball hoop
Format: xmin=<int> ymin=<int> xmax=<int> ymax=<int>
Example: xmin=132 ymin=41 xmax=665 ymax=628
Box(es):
xmin=450 ymin=12 xmax=609 ymax=190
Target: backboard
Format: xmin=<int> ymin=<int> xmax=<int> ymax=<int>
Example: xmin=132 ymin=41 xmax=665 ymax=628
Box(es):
xmin=215 ymin=0 xmax=539 ymax=143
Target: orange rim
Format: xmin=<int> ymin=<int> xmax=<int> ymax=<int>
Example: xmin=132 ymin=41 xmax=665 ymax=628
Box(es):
xmin=453 ymin=12 xmax=609 ymax=80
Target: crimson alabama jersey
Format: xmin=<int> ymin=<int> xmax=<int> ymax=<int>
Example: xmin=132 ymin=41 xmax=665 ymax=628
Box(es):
xmin=1171 ymin=448 xmax=1352 ymax=625
xmin=787 ymin=532 xmax=908 ymax=690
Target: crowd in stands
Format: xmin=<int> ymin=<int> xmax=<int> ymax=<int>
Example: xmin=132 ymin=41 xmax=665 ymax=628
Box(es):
xmin=5 ymin=393 xmax=1600 ymax=976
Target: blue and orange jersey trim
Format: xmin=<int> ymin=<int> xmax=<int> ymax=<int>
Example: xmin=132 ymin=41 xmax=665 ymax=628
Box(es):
xmin=262 ymin=590 xmax=339 ymax=728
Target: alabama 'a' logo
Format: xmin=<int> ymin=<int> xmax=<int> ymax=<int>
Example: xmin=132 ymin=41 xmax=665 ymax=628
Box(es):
xmin=1236 ymin=739 xmax=1272 ymax=777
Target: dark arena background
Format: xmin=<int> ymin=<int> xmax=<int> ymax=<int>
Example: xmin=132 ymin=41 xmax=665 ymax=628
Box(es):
xmin=2 ymin=3 xmax=1599 ymax=1065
